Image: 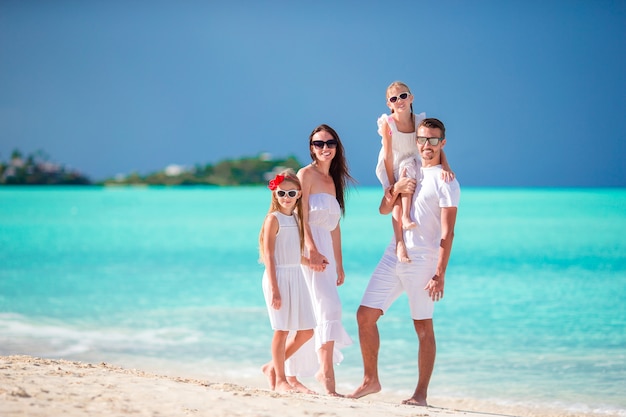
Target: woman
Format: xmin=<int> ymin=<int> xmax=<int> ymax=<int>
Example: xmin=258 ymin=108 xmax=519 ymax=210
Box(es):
xmin=289 ymin=124 xmax=354 ymax=396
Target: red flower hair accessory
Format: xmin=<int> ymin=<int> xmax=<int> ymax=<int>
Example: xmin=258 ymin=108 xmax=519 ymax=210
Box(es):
xmin=268 ymin=174 xmax=285 ymax=191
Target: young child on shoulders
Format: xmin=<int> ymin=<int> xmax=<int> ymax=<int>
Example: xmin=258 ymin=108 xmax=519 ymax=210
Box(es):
xmin=375 ymin=81 xmax=454 ymax=263
xmin=259 ymin=169 xmax=317 ymax=394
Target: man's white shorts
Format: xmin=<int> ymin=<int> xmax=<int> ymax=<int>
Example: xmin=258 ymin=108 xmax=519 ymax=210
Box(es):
xmin=360 ymin=244 xmax=437 ymax=320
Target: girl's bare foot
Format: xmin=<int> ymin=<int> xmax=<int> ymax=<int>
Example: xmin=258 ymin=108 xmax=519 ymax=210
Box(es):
xmin=286 ymin=376 xmax=316 ymax=394
xmin=402 ymin=218 xmax=417 ymax=230
xmin=261 ymin=362 xmax=276 ymax=390
xmin=275 ymin=380 xmax=296 ymax=393
xmin=396 ymin=241 xmax=411 ymax=263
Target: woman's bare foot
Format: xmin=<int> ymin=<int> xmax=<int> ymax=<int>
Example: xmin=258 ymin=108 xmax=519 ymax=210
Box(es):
xmin=261 ymin=362 xmax=276 ymax=390
xmin=315 ymin=371 xmax=342 ymax=397
xmin=396 ymin=241 xmax=411 ymax=263
xmin=347 ymin=380 xmax=381 ymax=399
xmin=287 ymin=376 xmax=316 ymax=394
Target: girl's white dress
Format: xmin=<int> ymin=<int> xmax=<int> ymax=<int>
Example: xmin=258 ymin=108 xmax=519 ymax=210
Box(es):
xmin=262 ymin=211 xmax=316 ymax=331
xmin=285 ymin=193 xmax=352 ymax=377
xmin=375 ymin=112 xmax=426 ymax=187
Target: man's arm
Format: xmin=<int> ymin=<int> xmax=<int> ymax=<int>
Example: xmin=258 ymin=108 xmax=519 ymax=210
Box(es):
xmin=424 ymin=206 xmax=458 ymax=301
xmin=436 ymin=206 xmax=458 ymax=279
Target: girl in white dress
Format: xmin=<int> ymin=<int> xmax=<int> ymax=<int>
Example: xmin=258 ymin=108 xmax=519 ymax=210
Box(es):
xmin=259 ymin=169 xmax=317 ymax=393
xmin=376 ymin=81 xmax=454 ymax=263
xmin=293 ymin=124 xmax=354 ymax=396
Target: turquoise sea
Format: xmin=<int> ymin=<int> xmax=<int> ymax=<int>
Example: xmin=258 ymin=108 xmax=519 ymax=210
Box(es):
xmin=1 ymin=186 xmax=625 ymax=415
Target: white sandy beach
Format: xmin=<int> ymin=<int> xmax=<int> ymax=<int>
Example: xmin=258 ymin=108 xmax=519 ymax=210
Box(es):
xmin=0 ymin=355 xmax=611 ymax=417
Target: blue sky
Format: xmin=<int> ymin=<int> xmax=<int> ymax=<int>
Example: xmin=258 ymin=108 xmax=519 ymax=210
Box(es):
xmin=1 ymin=0 xmax=625 ymax=186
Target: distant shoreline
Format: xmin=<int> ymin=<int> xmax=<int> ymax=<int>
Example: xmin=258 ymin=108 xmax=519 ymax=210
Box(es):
xmin=1 ymin=149 xmax=302 ymax=187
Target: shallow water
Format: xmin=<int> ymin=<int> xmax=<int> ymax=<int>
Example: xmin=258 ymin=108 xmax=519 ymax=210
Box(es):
xmin=1 ymin=186 xmax=625 ymax=415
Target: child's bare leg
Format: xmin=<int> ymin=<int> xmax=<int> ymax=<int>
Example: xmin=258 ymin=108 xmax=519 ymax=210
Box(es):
xmin=401 ymin=192 xmax=416 ymax=230
xmin=287 ymin=376 xmax=317 ymax=394
xmin=271 ymin=330 xmax=294 ymax=392
xmin=263 ymin=329 xmax=313 ymax=386
xmin=285 ymin=329 xmax=313 ymax=359
xmin=261 ymin=361 xmax=276 ymax=390
xmin=285 ymin=330 xmax=317 ymax=394
xmin=392 ymin=201 xmax=411 ymax=263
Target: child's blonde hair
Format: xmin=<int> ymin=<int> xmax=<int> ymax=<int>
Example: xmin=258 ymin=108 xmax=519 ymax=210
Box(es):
xmin=258 ymin=168 xmax=304 ymax=261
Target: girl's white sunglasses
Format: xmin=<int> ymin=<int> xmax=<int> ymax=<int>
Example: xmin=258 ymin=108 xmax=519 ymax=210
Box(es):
xmin=388 ymin=92 xmax=411 ymax=103
xmin=276 ymin=189 xmax=298 ymax=198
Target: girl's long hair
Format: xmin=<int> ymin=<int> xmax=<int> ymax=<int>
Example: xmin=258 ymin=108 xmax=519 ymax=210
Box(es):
xmin=258 ymin=168 xmax=304 ymax=261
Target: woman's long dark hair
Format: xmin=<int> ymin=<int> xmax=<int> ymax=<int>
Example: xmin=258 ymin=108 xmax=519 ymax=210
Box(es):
xmin=308 ymin=124 xmax=355 ymax=215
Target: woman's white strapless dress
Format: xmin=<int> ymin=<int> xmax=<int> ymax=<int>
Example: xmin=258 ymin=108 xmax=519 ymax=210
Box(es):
xmin=285 ymin=193 xmax=353 ymax=377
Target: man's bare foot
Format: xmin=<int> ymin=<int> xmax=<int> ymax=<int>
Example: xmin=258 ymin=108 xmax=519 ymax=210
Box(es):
xmin=396 ymin=241 xmax=411 ymax=263
xmin=401 ymin=396 xmax=427 ymax=406
xmin=275 ymin=380 xmax=296 ymax=393
xmin=287 ymin=376 xmax=316 ymax=394
xmin=315 ymin=371 xmax=342 ymax=396
xmin=402 ymin=219 xmax=417 ymax=230
xmin=261 ymin=362 xmax=276 ymax=390
xmin=347 ymin=380 xmax=381 ymax=399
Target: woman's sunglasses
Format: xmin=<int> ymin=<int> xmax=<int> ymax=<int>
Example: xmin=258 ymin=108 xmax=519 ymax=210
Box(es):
xmin=416 ymin=137 xmax=443 ymax=146
xmin=311 ymin=139 xmax=338 ymax=149
xmin=388 ymin=92 xmax=410 ymax=103
xmin=276 ymin=189 xmax=299 ymax=198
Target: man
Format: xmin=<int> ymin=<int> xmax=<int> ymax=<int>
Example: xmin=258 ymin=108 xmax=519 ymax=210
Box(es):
xmin=349 ymin=118 xmax=460 ymax=406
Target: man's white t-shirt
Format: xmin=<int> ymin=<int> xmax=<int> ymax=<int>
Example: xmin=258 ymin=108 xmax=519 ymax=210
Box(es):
xmin=404 ymin=164 xmax=461 ymax=255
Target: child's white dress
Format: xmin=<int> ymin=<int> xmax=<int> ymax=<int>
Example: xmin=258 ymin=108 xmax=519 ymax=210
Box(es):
xmin=375 ymin=112 xmax=426 ymax=187
xmin=262 ymin=211 xmax=316 ymax=331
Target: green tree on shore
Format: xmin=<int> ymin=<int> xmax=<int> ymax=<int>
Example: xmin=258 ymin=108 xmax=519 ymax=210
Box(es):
xmin=0 ymin=149 xmax=90 ymax=185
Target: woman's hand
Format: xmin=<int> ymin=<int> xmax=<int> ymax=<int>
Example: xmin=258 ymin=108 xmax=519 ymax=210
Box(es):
xmin=336 ymin=266 xmax=345 ymax=286
xmin=308 ymin=249 xmax=329 ymax=272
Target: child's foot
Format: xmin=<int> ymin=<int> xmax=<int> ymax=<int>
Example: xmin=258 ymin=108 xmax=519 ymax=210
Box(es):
xmin=261 ymin=362 xmax=276 ymax=390
xmin=402 ymin=217 xmax=417 ymax=230
xmin=396 ymin=241 xmax=411 ymax=263
xmin=287 ymin=376 xmax=317 ymax=394
xmin=275 ymin=380 xmax=296 ymax=393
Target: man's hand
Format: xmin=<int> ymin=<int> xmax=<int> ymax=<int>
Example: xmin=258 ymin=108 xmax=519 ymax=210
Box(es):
xmin=394 ymin=169 xmax=417 ymax=195
xmin=380 ymin=170 xmax=417 ymax=215
xmin=424 ymin=275 xmax=445 ymax=302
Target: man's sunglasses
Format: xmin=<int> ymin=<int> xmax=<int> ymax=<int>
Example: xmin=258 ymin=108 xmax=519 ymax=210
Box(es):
xmin=276 ymin=189 xmax=299 ymax=198
xmin=311 ymin=139 xmax=338 ymax=149
xmin=388 ymin=92 xmax=410 ymax=103
xmin=416 ymin=137 xmax=443 ymax=146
